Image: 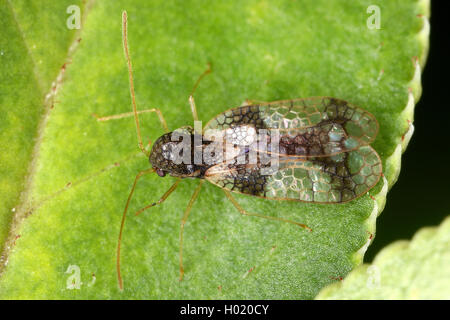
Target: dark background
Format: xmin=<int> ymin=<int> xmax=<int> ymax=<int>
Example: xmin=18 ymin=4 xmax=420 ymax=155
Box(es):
xmin=365 ymin=0 xmax=450 ymax=261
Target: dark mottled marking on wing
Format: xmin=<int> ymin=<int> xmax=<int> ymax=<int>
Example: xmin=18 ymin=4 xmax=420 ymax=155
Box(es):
xmin=204 ymin=104 xmax=267 ymax=131
xmin=277 ymin=121 xmax=347 ymax=157
xmin=205 ymin=152 xmax=270 ymax=197
xmin=259 ymin=97 xmax=378 ymax=156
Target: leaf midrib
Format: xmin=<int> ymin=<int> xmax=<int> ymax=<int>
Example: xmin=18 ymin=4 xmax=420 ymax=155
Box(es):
xmin=0 ymin=0 xmax=92 ymax=277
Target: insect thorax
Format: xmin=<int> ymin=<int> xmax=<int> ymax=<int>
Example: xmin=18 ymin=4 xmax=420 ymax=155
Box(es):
xmin=149 ymin=128 xmax=212 ymax=178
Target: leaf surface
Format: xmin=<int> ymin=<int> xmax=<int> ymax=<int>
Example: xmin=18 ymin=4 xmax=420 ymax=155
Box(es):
xmin=0 ymin=0 xmax=429 ymax=299
xmin=317 ymin=216 xmax=450 ymax=299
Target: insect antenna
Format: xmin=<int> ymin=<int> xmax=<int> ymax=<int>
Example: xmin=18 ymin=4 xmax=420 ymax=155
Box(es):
xmin=117 ymin=167 xmax=156 ymax=290
xmin=189 ymin=63 xmax=212 ymax=122
xmin=190 ymin=62 xmax=212 ymax=97
xmin=122 ymin=11 xmax=149 ymax=157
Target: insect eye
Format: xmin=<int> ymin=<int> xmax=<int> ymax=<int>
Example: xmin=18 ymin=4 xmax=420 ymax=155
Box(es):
xmin=156 ymin=168 xmax=166 ymax=177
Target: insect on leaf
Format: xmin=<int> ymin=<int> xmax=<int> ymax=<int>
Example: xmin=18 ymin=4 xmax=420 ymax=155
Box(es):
xmin=204 ymin=98 xmax=382 ymax=203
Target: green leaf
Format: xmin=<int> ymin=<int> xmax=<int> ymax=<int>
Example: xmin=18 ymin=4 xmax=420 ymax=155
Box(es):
xmin=316 ymin=216 xmax=450 ymax=299
xmin=0 ymin=0 xmax=84 ymax=271
xmin=0 ymin=0 xmax=429 ymax=299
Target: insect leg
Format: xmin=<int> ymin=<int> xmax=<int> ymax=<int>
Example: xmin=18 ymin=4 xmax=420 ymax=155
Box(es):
xmin=223 ymin=190 xmax=312 ymax=231
xmin=135 ymin=178 xmax=181 ymax=216
xmin=117 ymin=167 xmax=155 ymax=290
xmin=179 ymin=180 xmax=205 ymax=281
xmin=189 ymin=63 xmax=212 ymax=122
xmin=92 ymin=108 xmax=169 ymax=133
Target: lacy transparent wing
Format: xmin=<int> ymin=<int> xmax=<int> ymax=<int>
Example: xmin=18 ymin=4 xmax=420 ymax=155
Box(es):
xmin=204 ymin=146 xmax=382 ymax=203
xmin=203 ymin=97 xmax=379 ymax=157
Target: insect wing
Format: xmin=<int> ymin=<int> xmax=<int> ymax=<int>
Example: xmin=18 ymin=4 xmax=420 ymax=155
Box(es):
xmin=266 ymin=146 xmax=382 ymax=203
xmin=205 ymin=145 xmax=382 ymax=203
xmin=203 ymin=97 xmax=379 ymax=157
